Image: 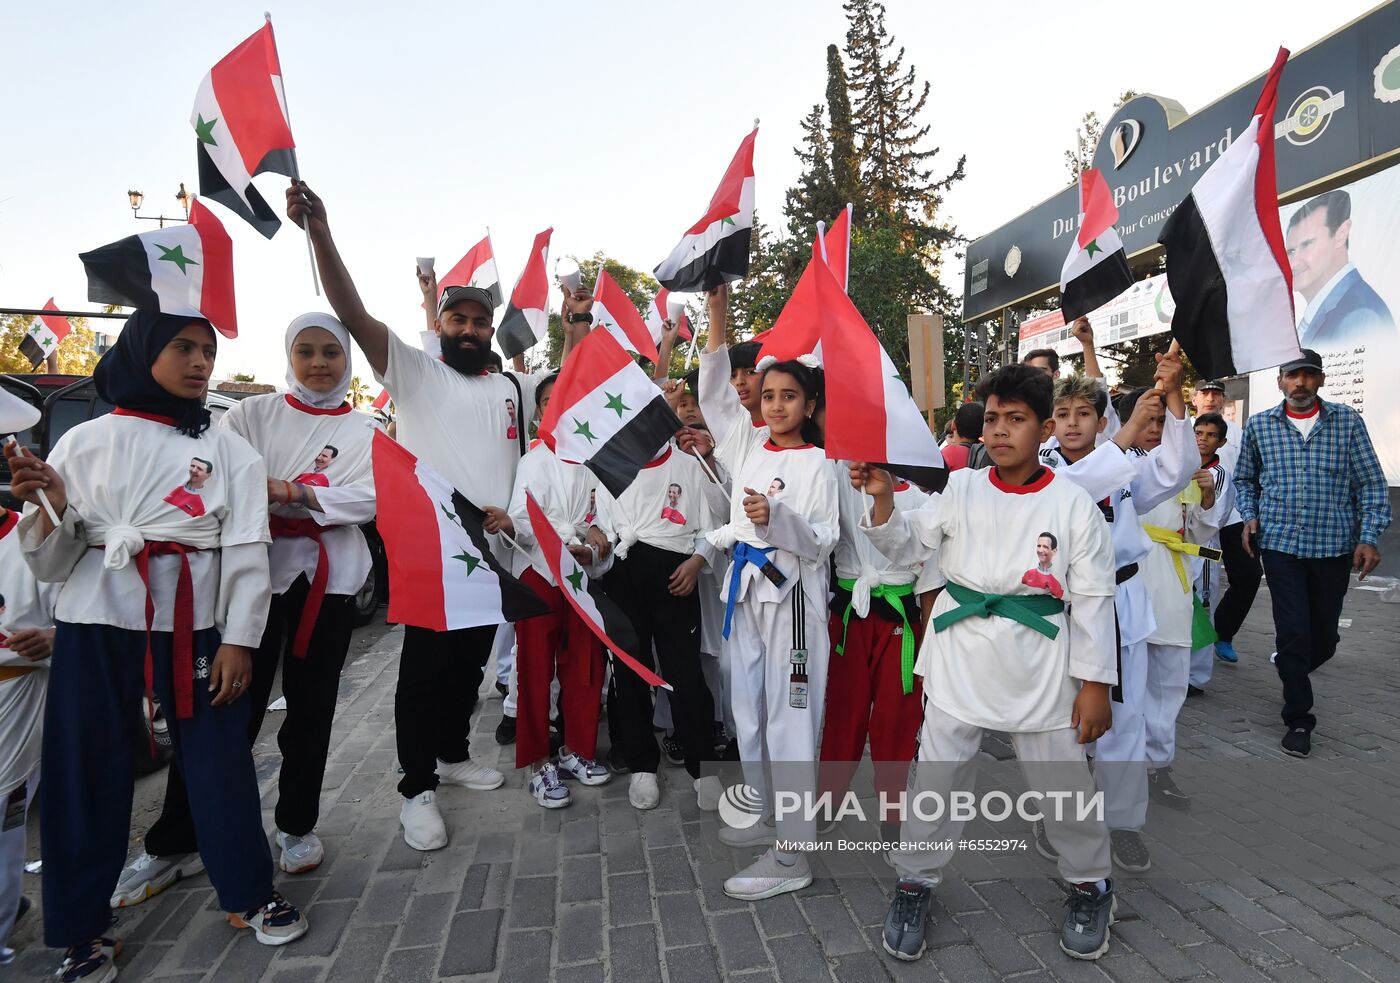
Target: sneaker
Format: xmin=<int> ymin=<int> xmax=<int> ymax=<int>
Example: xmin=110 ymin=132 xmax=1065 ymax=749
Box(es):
xmin=529 ymin=763 xmax=572 ymax=809
xmin=437 ymin=757 xmax=505 ymax=791
xmin=1060 ymin=880 xmax=1116 ymax=960
xmin=882 ymin=879 xmax=932 ymax=961
xmin=275 ymin=830 xmax=324 ymax=874
xmin=558 ymin=752 xmax=611 ymax=786
xmin=1110 ymin=830 xmax=1152 ymax=873
xmin=1148 ymin=768 xmax=1191 ymax=811
xmin=724 ymin=848 xmax=812 ymax=900
xmin=495 ymin=714 xmax=517 ymax=746
xmin=628 ymin=772 xmax=660 ymax=810
xmin=661 ymin=733 xmax=685 ymax=766
xmin=718 ymin=817 xmax=776 ymax=848
xmin=55 ymin=938 xmax=121 ymax=982
xmin=1282 ymin=727 xmax=1311 ymax=758
xmin=110 ymin=850 xmax=204 ymax=908
xmin=694 ymin=776 xmax=722 ymax=812
xmin=1186 ymin=684 xmax=1205 ymax=698
xmin=1214 ymin=640 xmax=1239 ymax=663
xmin=227 ymin=891 xmax=308 ymax=946
xmin=1269 ymin=651 xmax=1278 ymax=664
xmin=399 ymin=791 xmax=448 ymax=850
xmin=1031 ymin=819 xmax=1059 ymax=862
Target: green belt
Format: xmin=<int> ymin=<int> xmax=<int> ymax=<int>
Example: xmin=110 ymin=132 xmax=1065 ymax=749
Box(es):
xmin=932 ymin=581 xmax=1066 ymax=640
xmin=835 ymin=578 xmax=917 ymax=695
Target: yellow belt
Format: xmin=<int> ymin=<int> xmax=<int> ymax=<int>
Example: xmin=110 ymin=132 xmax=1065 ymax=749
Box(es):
xmin=1143 ymin=524 xmax=1210 ymax=592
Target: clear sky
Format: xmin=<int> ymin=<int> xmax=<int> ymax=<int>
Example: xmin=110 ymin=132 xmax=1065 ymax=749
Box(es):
xmin=1 ymin=0 xmax=1380 ymax=388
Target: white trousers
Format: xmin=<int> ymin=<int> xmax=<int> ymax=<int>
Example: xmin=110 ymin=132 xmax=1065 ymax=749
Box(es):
xmin=728 ymin=588 xmax=829 ymax=845
xmin=493 ymin=624 xmax=515 ymax=687
xmin=1144 ymin=643 xmax=1190 ymax=768
xmin=892 ymin=703 xmax=1111 ymax=885
xmin=1188 ymin=563 xmax=1222 ymax=687
xmin=0 ymin=768 xmax=37 ymax=950
xmin=1094 ymin=639 xmax=1149 ymax=831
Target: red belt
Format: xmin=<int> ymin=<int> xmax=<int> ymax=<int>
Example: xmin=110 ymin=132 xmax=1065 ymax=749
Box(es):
xmin=131 ymin=541 xmax=202 ymax=720
xmin=270 ymin=516 xmax=327 ymax=659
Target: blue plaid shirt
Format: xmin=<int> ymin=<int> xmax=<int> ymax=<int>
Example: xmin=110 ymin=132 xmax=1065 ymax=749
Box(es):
xmin=1234 ymin=398 xmax=1391 ymax=557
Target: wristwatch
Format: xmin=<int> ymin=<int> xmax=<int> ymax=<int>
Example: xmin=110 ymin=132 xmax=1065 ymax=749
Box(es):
xmin=566 ymin=312 xmax=594 ymax=324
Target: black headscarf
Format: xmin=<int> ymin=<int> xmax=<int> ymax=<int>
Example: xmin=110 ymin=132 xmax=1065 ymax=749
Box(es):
xmin=94 ymin=310 xmax=213 ymax=437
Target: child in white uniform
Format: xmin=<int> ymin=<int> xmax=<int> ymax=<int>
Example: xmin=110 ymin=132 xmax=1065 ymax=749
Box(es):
xmin=1186 ymin=413 xmax=1236 ymax=692
xmin=708 ymin=357 xmax=838 ymax=901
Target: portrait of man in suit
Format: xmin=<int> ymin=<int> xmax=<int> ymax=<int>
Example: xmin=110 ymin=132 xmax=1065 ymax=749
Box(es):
xmin=1286 ymin=189 xmax=1395 ymax=349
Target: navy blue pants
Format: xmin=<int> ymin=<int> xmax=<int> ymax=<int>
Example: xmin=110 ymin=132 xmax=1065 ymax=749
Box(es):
xmin=41 ymin=622 xmax=273 ymax=947
xmin=1260 ymin=551 xmax=1352 ymax=732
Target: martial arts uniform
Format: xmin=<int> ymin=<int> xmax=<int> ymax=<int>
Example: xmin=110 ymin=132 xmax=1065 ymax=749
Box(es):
xmin=864 ymin=467 xmax=1117 ymax=888
xmin=505 ymin=443 xmax=604 ymax=768
xmin=1041 ymin=413 xmax=1197 ymax=832
xmin=375 ymin=329 xmax=546 ymax=797
xmin=19 ymin=410 xmax=275 ymax=948
xmin=0 ymin=510 xmax=58 ymax=954
xmin=697 ymin=345 xmax=768 ymax=477
xmin=597 ymin=443 xmax=724 ymax=778
xmin=708 ymin=440 xmax=839 ymax=845
xmin=144 ymin=389 xmax=379 ymax=857
xmin=819 ymin=468 xmax=941 ymax=823
xmin=1188 ymin=456 xmax=1235 ymax=689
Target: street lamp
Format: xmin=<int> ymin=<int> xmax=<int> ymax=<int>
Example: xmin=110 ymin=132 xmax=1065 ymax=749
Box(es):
xmin=127 ymin=183 xmax=192 ymax=227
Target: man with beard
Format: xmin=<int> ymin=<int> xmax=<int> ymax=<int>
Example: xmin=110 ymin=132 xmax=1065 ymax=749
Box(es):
xmin=287 ymin=181 xmax=586 ymax=850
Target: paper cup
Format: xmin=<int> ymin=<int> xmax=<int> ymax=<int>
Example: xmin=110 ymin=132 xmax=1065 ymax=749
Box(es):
xmin=666 ymin=298 xmax=686 ymax=324
xmin=416 ymin=257 xmax=435 ymax=276
xmin=556 ymin=257 xmax=582 ymax=293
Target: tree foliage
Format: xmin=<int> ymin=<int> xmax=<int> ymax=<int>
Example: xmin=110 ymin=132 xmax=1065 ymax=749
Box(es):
xmin=0 ymin=313 xmax=101 ymax=375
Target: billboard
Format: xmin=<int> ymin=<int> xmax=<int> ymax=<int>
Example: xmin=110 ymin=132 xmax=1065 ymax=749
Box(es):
xmin=1017 ymin=273 xmax=1174 ymax=360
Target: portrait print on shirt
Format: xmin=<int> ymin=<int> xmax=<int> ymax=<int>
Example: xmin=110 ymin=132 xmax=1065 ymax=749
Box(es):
xmin=584 ymin=488 xmax=597 ymax=525
xmin=660 ymin=483 xmax=687 ymax=525
xmin=505 ymin=398 xmax=519 ymax=441
xmin=163 ymin=457 xmax=213 ymax=518
xmin=294 ymin=444 xmax=338 ymax=488
xmin=1020 ymin=531 xmax=1065 ymax=599
xmin=0 ymin=591 xmax=7 ymax=647
xmin=767 ymin=477 xmax=787 ymax=499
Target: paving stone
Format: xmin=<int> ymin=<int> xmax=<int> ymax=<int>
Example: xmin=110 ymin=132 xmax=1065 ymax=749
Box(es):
xmin=440 ymin=908 xmax=504 ymax=976
xmin=378 ymin=945 xmax=440 ymax=981
xmin=713 ymin=910 xmax=770 ymax=974
xmin=325 ymin=922 xmax=395 ymax=980
xmin=767 ymin=932 xmax=835 ymax=983
xmin=656 ymin=891 xmax=710 ymax=948
xmin=609 ymin=923 xmax=664 ymax=983
xmin=498 ymin=927 xmax=554 ymax=983
xmin=557 ymin=902 xmax=605 ymax=964
xmin=798 ymin=893 xmax=868 ymax=956
xmin=560 ymin=853 xmax=604 ymax=903
xmin=509 ymin=875 xmax=557 ymax=928
xmin=396 ymin=890 xmax=457 ymax=948
xmin=664 ymin=943 xmax=724 ymax=983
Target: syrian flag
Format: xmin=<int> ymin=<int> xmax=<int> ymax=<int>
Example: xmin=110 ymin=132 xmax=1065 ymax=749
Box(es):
xmin=593 ymin=267 xmax=659 ymax=364
xmin=811 ymin=257 xmax=944 ymax=483
xmin=1157 ymin=47 xmax=1299 ymax=380
xmin=1059 ymin=169 xmax=1132 ymax=322
xmin=19 ymin=299 xmax=71 ymax=369
xmin=79 ymin=198 xmax=238 ymax=338
xmin=191 ymin=19 xmax=298 ymax=239
xmin=499 ymin=228 xmax=553 ymax=358
xmin=371 ymin=389 xmax=391 ymax=411
xmin=755 ymin=258 xmax=824 ymax=364
xmin=654 ymin=127 xmax=756 ymax=291
xmin=538 ymin=328 xmax=682 ymax=498
xmin=438 ymin=235 xmax=502 ymax=307
xmin=645 ymin=289 xmax=692 ymax=344
xmin=372 ymin=431 xmax=549 ymax=631
xmin=524 ymin=491 xmax=669 ymax=690
xmin=813 ymin=204 xmax=853 ymax=293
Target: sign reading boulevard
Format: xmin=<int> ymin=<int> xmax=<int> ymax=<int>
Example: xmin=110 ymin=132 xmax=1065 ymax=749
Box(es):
xmin=962 ymin=1 xmax=1400 ymax=322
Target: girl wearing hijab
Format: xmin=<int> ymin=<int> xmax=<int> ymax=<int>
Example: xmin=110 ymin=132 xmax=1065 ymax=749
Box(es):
xmin=135 ymin=313 xmax=379 ymax=881
xmin=4 ymin=313 xmax=308 ymax=983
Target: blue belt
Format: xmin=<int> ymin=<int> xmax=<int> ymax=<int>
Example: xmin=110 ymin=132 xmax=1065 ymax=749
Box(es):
xmin=723 ymin=543 xmax=779 ymax=639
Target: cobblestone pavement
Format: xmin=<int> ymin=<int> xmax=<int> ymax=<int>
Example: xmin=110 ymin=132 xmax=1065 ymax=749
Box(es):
xmin=8 ymin=578 xmax=1400 ymax=981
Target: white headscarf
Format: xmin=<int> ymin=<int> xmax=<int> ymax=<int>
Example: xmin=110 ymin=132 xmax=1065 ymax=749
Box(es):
xmin=284 ymin=312 xmax=353 ymax=409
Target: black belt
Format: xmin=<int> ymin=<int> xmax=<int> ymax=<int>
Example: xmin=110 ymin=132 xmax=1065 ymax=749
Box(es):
xmin=1115 ymin=562 xmax=1139 ymax=585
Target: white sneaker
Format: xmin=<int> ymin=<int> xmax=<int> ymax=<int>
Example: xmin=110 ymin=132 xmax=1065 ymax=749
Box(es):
xmin=558 ymin=752 xmax=611 ymax=786
xmin=110 ymin=850 xmax=204 ymax=908
xmin=723 ymin=849 xmax=812 ymax=900
xmin=719 ymin=817 xmax=777 ymax=847
xmin=529 ymin=763 xmax=572 ymax=809
xmin=399 ymin=791 xmax=448 ymax=850
xmin=629 ymin=772 xmax=660 ymax=810
xmin=437 ymin=757 xmax=505 ymax=791
xmin=1270 ymin=651 xmax=1278 ymax=664
xmin=275 ymin=830 xmax=324 ymax=874
xmin=694 ymin=776 xmax=723 ymax=812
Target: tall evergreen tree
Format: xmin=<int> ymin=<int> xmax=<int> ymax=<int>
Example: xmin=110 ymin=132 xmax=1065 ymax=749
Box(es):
xmin=784 ymin=104 xmax=839 ymax=235
xmin=825 ymin=43 xmax=861 ymax=212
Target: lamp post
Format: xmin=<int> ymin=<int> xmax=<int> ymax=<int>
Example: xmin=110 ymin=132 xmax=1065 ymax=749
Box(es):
xmin=127 ymin=183 xmax=192 ymax=228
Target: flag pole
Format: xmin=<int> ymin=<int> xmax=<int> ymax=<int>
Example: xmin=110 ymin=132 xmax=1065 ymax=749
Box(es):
xmin=815 ymin=221 xmax=828 ymax=263
xmin=690 ymin=446 xmax=723 ymax=487
xmin=4 ymin=437 xmax=62 ymax=527
xmin=264 ymin=12 xmax=321 ymax=296
xmin=843 ymin=203 xmax=853 ymax=294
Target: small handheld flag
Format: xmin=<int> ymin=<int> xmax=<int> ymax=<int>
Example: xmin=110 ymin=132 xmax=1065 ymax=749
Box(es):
xmin=19 ymin=299 xmax=71 ymax=369
xmin=1059 ymin=169 xmax=1132 ymax=322
xmin=499 ymin=228 xmax=553 ymax=358
xmin=654 ymin=128 xmax=757 ymax=292
xmin=438 ymin=235 xmax=502 ymax=308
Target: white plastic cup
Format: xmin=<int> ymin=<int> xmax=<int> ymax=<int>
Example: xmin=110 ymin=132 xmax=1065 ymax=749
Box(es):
xmin=416 ymin=257 xmax=435 ymax=276
xmin=556 ymin=257 xmax=582 ymax=293
xmin=666 ymin=298 xmax=686 ymax=324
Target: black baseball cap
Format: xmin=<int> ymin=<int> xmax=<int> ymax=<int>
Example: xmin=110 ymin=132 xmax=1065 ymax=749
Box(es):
xmin=1197 ymin=379 xmax=1226 ymax=393
xmin=1278 ymin=349 xmax=1323 ymax=374
xmin=436 ymin=285 xmax=497 ymax=318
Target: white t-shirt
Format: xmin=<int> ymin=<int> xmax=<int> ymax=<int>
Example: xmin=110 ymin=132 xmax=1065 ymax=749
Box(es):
xmin=18 ymin=412 xmax=271 ymax=648
xmin=698 ymin=345 xmax=768 ymax=477
xmin=221 ymin=394 xmax=381 ymax=596
xmin=505 ymin=443 xmax=596 ymax=587
xmin=863 ymin=467 xmax=1117 ymax=733
xmin=831 ymin=461 xmax=943 ymax=616
xmin=595 ymin=444 xmax=721 ymax=559
xmin=0 ymin=513 xmax=57 ymax=795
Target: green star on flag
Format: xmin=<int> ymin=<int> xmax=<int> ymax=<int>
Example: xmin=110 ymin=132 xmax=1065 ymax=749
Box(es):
xmin=452 ymin=552 xmax=482 ymax=575
xmin=194 ymin=114 xmax=218 ymax=146
xmin=572 ymin=419 xmax=597 ymax=443
xmin=1084 ymin=238 xmax=1101 ymax=258
xmin=720 ymin=215 xmax=736 ymax=227
xmin=440 ymin=502 xmax=458 ymax=524
xmin=156 ymin=243 xmax=199 ymax=274
xmin=565 ymin=567 xmax=585 ymax=592
xmin=603 ymin=392 xmax=629 ymax=417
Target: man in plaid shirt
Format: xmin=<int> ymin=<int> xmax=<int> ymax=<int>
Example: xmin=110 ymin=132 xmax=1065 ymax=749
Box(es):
xmin=1235 ymin=349 xmax=1391 ymax=759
